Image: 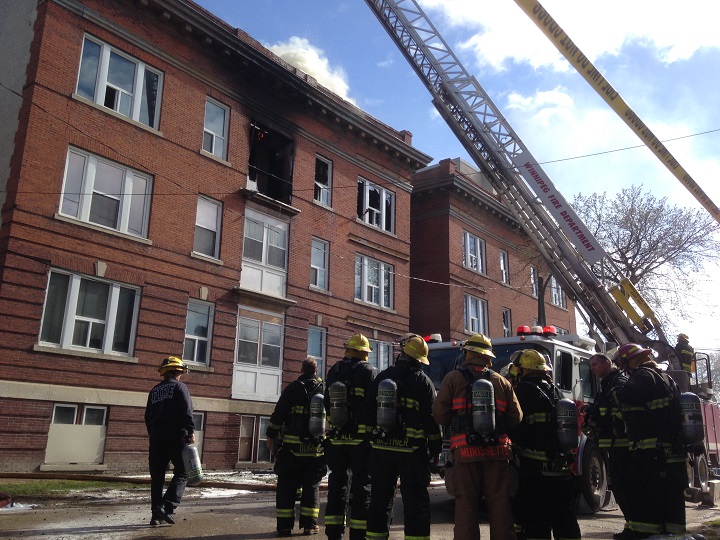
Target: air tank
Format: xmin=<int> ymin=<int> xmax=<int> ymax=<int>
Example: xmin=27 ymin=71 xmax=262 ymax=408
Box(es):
xmin=182 ymin=444 xmax=204 ymax=486
xmin=471 ymin=378 xmax=495 ymax=435
xmin=377 ymin=378 xmax=398 ymax=432
xmin=308 ymin=393 xmax=326 ymax=439
xmin=329 ymin=381 xmax=349 ymax=429
xmin=679 ymin=392 xmax=704 ymax=445
xmin=556 ymin=398 xmax=579 ymax=451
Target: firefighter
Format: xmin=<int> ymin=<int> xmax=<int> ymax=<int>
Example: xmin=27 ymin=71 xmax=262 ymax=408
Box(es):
xmin=612 ymin=343 xmax=687 ymax=538
xmin=366 ymin=333 xmax=443 ymax=540
xmin=584 ymin=353 xmax=631 ymax=539
xmin=510 ymin=349 xmax=581 ymax=540
xmin=266 ymin=357 xmax=327 ymax=536
xmin=432 ymin=333 xmax=522 ymax=540
xmin=675 ymin=333 xmax=695 ymax=376
xmin=145 ymin=356 xmax=195 ymax=527
xmin=323 ymin=333 xmax=376 ymax=540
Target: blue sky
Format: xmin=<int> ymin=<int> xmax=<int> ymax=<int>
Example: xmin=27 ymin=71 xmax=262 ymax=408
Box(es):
xmin=194 ymin=0 xmax=720 ymax=349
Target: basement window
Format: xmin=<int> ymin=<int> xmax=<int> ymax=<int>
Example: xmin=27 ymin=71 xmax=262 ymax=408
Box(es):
xmin=248 ymin=122 xmax=294 ymax=205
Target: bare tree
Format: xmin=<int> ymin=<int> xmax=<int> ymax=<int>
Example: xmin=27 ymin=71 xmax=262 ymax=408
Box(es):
xmin=572 ymin=185 xmax=720 ymax=326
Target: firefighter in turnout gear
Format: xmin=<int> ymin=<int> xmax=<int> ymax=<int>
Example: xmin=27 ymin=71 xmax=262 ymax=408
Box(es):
xmin=584 ymin=353 xmax=631 ymax=539
xmin=323 ymin=334 xmax=376 ymax=540
xmin=432 ymin=333 xmax=523 ymax=540
xmin=510 ymin=350 xmax=581 ymax=540
xmin=266 ymin=357 xmax=327 ymax=536
xmin=366 ymin=333 xmax=442 ymax=540
xmin=675 ymin=333 xmax=695 ymax=376
xmin=612 ymin=343 xmax=687 ymax=538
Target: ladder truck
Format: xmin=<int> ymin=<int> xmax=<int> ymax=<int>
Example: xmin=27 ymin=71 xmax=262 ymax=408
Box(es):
xmin=364 ymin=0 xmax=719 ymax=509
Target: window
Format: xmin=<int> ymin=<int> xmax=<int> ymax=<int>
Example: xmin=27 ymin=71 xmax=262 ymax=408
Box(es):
xmin=60 ymin=148 xmax=152 ymax=238
xmin=464 ymin=294 xmax=488 ymax=334
xmin=52 ymin=404 xmax=77 ymax=425
xmin=308 ymin=326 xmax=326 ymax=377
xmin=500 ymin=250 xmax=509 ymax=284
xmin=52 ymin=404 xmax=106 ymax=425
xmin=40 ymin=270 xmax=139 ymax=356
xmin=257 ymin=416 xmax=271 ymax=462
xmin=238 ymin=416 xmax=256 ymax=462
xmin=357 ymin=177 xmax=394 ymax=233
xmin=369 ymin=340 xmax=392 ymax=371
xmin=556 ymin=350 xmax=574 ymax=392
xmin=314 ymin=155 xmax=332 ymax=206
xmin=530 ymin=265 xmax=539 ymax=297
xmin=82 ymin=406 xmax=107 ymax=426
xmin=310 ymin=238 xmax=329 ymax=290
xmin=236 ymin=316 xmax=283 ymax=369
xmin=203 ymin=98 xmax=229 ymax=159
xmin=77 ymin=36 xmax=162 ymax=128
xmin=550 ymin=276 xmax=567 ymax=308
xmin=193 ymin=196 xmax=222 ymax=258
xmin=462 ymin=231 xmax=486 ymax=274
xmin=241 ymin=209 xmax=289 ymax=297
xmin=355 ymin=254 xmax=394 ymax=309
xmin=183 ymin=300 xmax=214 ymax=365
xmin=502 ymin=308 xmax=512 ymax=337
xmin=248 ymin=122 xmax=294 ymax=204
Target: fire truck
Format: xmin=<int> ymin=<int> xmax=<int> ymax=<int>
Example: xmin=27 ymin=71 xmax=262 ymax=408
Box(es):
xmin=363 ymin=0 xmax=720 ymax=510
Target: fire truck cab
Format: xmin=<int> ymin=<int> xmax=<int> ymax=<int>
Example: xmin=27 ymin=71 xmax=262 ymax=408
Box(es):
xmin=425 ymin=326 xmax=609 ymax=513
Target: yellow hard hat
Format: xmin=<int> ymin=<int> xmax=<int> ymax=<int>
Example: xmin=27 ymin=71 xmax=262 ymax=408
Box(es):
xmin=517 ymin=349 xmax=550 ymax=372
xmin=158 ymin=356 xmax=188 ymax=375
xmin=345 ymin=333 xmax=372 ymax=352
xmin=400 ymin=333 xmax=429 ymax=365
xmin=462 ymin=334 xmax=495 ymax=358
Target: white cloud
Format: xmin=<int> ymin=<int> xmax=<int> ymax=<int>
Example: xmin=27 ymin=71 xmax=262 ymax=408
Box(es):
xmin=268 ymin=36 xmax=355 ymax=104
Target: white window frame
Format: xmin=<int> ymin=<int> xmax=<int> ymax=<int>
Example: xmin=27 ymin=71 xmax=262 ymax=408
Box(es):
xmin=502 ymin=307 xmax=512 ymax=337
xmin=76 ymin=35 xmax=163 ymax=128
xmin=183 ymin=300 xmax=214 ymax=365
xmin=462 ymin=231 xmax=486 ymax=274
xmin=39 ymin=270 xmax=140 ymax=356
xmin=310 ymin=237 xmax=329 ymax=290
xmin=355 ymin=254 xmax=394 ymax=309
xmin=307 ymin=326 xmax=326 ymax=377
xmin=357 ymin=177 xmax=395 ymax=233
xmin=369 ymin=340 xmax=392 ymax=371
xmin=530 ymin=265 xmax=539 ymax=297
xmin=241 ymin=209 xmax=288 ymax=297
xmin=82 ymin=406 xmax=107 ymax=426
xmin=550 ymin=276 xmax=568 ymax=309
xmin=203 ymin=97 xmax=229 ymax=159
xmin=51 ymin=404 xmax=78 ymax=425
xmin=236 ymin=314 xmax=284 ymax=369
xmin=314 ymin=155 xmax=332 ymax=206
xmin=193 ymin=196 xmax=222 ymax=259
xmin=464 ymin=294 xmax=488 ymax=334
xmin=60 ymin=147 xmax=152 ymax=238
xmin=500 ymin=250 xmax=510 ymax=284
xmin=257 ymin=416 xmax=272 ymax=463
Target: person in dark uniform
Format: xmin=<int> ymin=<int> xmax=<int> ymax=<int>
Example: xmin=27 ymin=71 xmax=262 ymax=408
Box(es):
xmin=145 ymin=356 xmax=195 ymax=526
xmin=366 ymin=333 xmax=443 ymax=540
xmin=510 ymin=349 xmax=581 ymax=540
xmin=675 ymin=333 xmax=695 ymax=376
xmin=432 ymin=333 xmax=523 ymax=540
xmin=323 ymin=334 xmax=376 ymax=540
xmin=584 ymin=353 xmax=631 ymax=539
xmin=266 ymin=356 xmax=327 ymax=537
xmin=613 ymin=343 xmax=687 ymax=538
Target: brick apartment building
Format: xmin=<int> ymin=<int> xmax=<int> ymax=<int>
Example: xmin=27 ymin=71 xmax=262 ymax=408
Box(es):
xmin=0 ymin=1 xmax=575 ymax=474
xmin=410 ymin=158 xmax=576 ymax=341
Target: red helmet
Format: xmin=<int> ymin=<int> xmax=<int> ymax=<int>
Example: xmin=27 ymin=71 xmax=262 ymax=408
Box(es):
xmin=613 ymin=343 xmax=650 ymax=368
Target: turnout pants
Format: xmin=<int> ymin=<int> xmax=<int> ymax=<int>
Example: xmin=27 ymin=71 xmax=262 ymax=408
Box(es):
xmin=366 ymin=447 xmax=431 ymax=540
xmin=607 ymin=447 xmax=632 ymax=529
xmin=450 ymin=458 xmax=516 ymax=540
xmin=274 ymin=449 xmax=327 ymax=532
xmin=148 ymin=435 xmax=187 ymax=515
xmin=517 ymin=468 xmax=580 ymax=540
xmin=324 ymin=441 xmax=371 ymax=540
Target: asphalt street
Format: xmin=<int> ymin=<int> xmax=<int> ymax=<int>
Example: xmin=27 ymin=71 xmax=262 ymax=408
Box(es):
xmin=2 ymin=483 xmax=718 ymax=540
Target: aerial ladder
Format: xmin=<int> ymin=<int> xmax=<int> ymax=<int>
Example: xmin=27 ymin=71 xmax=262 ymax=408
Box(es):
xmin=364 ymin=0 xmax=671 ymax=355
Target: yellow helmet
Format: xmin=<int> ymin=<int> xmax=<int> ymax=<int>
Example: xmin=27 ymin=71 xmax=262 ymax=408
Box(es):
xmin=158 ymin=356 xmax=188 ymax=375
xmin=400 ymin=333 xmax=429 ymax=365
xmin=345 ymin=333 xmax=372 ymax=352
xmin=678 ymin=333 xmax=689 ymax=342
xmin=517 ymin=349 xmax=550 ymax=372
xmin=462 ymin=334 xmax=495 ymax=358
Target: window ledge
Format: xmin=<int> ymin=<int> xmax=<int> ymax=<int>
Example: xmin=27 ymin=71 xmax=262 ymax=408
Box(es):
xmin=312 ymin=200 xmax=333 ymax=211
xmin=186 ymin=363 xmax=215 ymax=373
xmin=54 ymin=214 xmax=153 ymax=245
xmin=40 ymin=463 xmax=108 ymax=472
xmin=72 ymin=93 xmax=164 ymax=137
xmin=191 ymin=252 xmax=224 ymax=265
xmin=34 ymin=344 xmax=139 ymax=363
xmin=355 ymin=218 xmax=398 ymax=239
xmin=233 ymin=286 xmax=298 ymax=309
xmin=309 ymin=285 xmax=332 ymax=296
xmin=352 ymin=298 xmax=397 ymax=314
xmin=240 ymin=189 xmax=301 ymax=217
xmin=200 ymin=148 xmax=232 ymax=167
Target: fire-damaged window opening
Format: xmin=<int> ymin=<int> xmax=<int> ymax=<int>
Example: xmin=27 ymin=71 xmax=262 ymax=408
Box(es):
xmin=248 ymin=122 xmax=294 ymax=205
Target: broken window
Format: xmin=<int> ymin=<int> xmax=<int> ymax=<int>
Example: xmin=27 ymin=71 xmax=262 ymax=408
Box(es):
xmin=248 ymin=122 xmax=294 ymax=205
